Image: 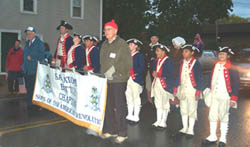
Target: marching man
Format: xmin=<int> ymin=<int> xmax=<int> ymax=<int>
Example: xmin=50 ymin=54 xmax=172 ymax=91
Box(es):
xmin=202 ymin=47 xmax=240 ymax=147
xmin=66 ymin=34 xmax=85 ymax=71
xmin=83 ymin=35 xmax=100 ymax=73
xmin=151 ymin=44 xmax=175 ymax=130
xmin=125 ymin=38 xmax=145 ymax=124
xmin=53 ymin=20 xmax=74 ymax=67
xmin=173 ymin=44 xmax=202 ymax=137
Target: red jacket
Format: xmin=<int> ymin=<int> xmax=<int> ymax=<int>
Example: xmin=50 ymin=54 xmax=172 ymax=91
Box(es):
xmin=5 ymin=47 xmax=24 ymax=72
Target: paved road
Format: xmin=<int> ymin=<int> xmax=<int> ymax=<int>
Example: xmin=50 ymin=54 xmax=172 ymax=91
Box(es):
xmin=0 ymin=88 xmax=249 ymax=147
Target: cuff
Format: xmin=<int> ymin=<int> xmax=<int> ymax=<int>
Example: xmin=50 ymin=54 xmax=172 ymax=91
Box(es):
xmin=87 ymin=66 xmax=93 ymax=71
xmin=170 ymin=97 xmax=179 ymax=105
xmin=195 ymin=90 xmax=201 ymax=97
xmin=230 ymin=95 xmax=238 ymax=102
xmin=156 ymin=72 xmax=161 ymax=77
xmin=173 ymin=88 xmax=178 ymax=94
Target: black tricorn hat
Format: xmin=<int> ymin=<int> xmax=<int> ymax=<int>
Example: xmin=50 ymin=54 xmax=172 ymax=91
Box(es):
xmin=57 ymin=20 xmax=73 ymax=30
xmin=82 ymin=35 xmax=97 ymax=42
xmin=218 ymin=46 xmax=234 ymax=55
xmin=181 ymin=44 xmax=200 ymax=53
xmin=152 ymin=43 xmax=170 ymax=53
xmin=127 ymin=38 xmax=143 ymax=47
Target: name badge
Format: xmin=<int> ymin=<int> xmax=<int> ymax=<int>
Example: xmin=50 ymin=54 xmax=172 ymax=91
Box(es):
xmin=109 ymin=52 xmax=116 ymax=58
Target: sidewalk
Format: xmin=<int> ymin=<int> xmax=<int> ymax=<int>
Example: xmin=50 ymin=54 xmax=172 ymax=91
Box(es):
xmin=0 ymin=75 xmax=26 ymax=99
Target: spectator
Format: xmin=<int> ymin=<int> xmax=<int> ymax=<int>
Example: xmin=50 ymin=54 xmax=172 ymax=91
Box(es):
xmin=193 ymin=33 xmax=204 ymax=55
xmin=22 ymin=26 xmax=45 ymax=109
xmin=171 ymin=36 xmax=186 ymax=64
xmin=44 ymin=42 xmax=52 ymax=64
xmin=5 ymin=40 xmax=24 ymax=95
xmin=141 ymin=35 xmax=160 ymax=103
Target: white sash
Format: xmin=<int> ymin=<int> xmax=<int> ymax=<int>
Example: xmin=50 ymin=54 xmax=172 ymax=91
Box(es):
xmin=86 ymin=46 xmax=95 ymax=67
xmin=67 ymin=44 xmax=81 ymax=66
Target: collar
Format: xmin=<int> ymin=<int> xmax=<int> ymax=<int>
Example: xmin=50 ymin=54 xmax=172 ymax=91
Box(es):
xmin=215 ymin=60 xmax=231 ymax=69
xmin=131 ymin=50 xmax=138 ymax=56
xmin=86 ymin=45 xmax=94 ymax=50
xmin=184 ymin=57 xmax=193 ymax=63
xmin=158 ymin=55 xmax=167 ymax=62
xmin=149 ymin=42 xmax=159 ymax=47
xmin=14 ymin=47 xmax=20 ymax=51
xmin=31 ymin=37 xmax=36 ymax=43
xmin=61 ymin=33 xmax=69 ymax=38
xmin=108 ymin=35 xmax=118 ymax=44
xmin=29 ymin=37 xmax=36 ymax=44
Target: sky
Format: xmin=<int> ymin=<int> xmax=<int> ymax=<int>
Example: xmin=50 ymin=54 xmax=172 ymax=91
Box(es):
xmin=231 ymin=0 xmax=250 ymax=18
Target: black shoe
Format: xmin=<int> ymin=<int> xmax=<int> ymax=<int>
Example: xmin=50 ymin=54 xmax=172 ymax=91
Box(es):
xmin=202 ymin=139 xmax=217 ymax=144
xmin=185 ymin=134 xmax=194 ymax=139
xmin=155 ymin=126 xmax=166 ymax=131
xmin=218 ymin=142 xmax=226 ymax=147
xmin=128 ymin=120 xmax=136 ymax=125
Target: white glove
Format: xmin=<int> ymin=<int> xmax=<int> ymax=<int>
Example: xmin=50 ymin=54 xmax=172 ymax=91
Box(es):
xmin=104 ymin=66 xmax=115 ymax=80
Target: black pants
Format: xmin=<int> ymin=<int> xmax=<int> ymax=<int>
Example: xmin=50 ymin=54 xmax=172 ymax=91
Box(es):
xmin=24 ymin=74 xmax=36 ymax=106
xmin=8 ymin=71 xmax=22 ymax=92
xmin=103 ymin=82 xmax=127 ymax=137
xmin=8 ymin=79 xmax=19 ymax=92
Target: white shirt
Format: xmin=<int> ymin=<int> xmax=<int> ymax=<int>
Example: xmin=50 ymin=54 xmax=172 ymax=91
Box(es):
xmin=181 ymin=59 xmax=196 ymax=94
xmin=29 ymin=38 xmax=36 ymax=46
xmin=211 ymin=63 xmax=230 ymax=99
xmin=57 ymin=33 xmax=68 ymax=56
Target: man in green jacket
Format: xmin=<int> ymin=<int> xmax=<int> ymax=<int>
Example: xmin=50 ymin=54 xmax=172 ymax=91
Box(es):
xmin=100 ymin=20 xmax=132 ymax=144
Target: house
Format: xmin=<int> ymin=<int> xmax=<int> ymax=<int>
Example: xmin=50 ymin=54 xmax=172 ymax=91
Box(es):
xmin=0 ymin=0 xmax=103 ymax=74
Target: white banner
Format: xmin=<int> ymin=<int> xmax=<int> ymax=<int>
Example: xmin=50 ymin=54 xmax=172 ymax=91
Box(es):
xmin=33 ymin=63 xmax=107 ymax=135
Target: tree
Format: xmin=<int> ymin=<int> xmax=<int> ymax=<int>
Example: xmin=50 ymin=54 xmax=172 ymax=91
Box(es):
xmin=103 ymin=0 xmax=151 ymax=40
xmin=146 ymin=0 xmax=233 ymax=43
xmin=102 ymin=0 xmax=234 ymax=44
xmin=219 ymin=14 xmax=250 ymax=24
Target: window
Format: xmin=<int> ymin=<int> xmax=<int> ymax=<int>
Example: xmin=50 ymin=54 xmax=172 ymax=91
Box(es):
xmin=71 ymin=0 xmax=84 ymax=19
xmin=20 ymin=0 xmax=37 ymax=14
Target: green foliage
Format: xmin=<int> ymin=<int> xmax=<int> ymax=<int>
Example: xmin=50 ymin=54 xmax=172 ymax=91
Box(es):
xmin=103 ymin=0 xmax=150 ymax=40
xmin=219 ymin=14 xmax=250 ymax=24
xmin=103 ymin=0 xmax=233 ymax=44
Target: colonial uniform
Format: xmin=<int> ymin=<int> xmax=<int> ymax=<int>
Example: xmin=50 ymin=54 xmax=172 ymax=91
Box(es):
xmin=174 ymin=44 xmax=202 ymax=136
xmin=53 ymin=20 xmax=74 ymax=67
xmin=82 ymin=35 xmax=100 ymax=73
xmin=151 ymin=44 xmax=175 ymax=129
xmin=203 ymin=47 xmax=240 ymax=147
xmin=67 ymin=34 xmax=85 ymax=71
xmin=125 ymin=39 xmax=145 ymax=123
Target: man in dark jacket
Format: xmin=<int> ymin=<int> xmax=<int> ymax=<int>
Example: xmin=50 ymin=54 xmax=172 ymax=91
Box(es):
xmin=100 ymin=20 xmax=132 ymax=144
xmin=5 ymin=40 xmax=23 ymax=94
xmin=22 ymin=26 xmax=45 ymax=108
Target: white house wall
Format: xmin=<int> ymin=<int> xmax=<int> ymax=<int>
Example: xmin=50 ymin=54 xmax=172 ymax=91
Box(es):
xmin=0 ymin=0 xmax=102 ymax=55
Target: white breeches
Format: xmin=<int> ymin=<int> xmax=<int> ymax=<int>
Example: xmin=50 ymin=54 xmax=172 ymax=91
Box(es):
xmin=179 ymin=93 xmax=198 ymax=119
xmin=125 ymin=77 xmax=143 ymax=107
xmin=151 ymin=78 xmax=173 ymax=110
xmin=209 ymin=97 xmax=230 ymax=123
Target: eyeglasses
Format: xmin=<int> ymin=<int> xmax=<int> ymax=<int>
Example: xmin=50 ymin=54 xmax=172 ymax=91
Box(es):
xmin=103 ymin=28 xmax=114 ymax=32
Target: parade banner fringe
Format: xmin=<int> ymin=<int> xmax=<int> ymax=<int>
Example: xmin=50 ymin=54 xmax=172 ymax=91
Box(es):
xmin=32 ymin=63 xmax=107 ymax=135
